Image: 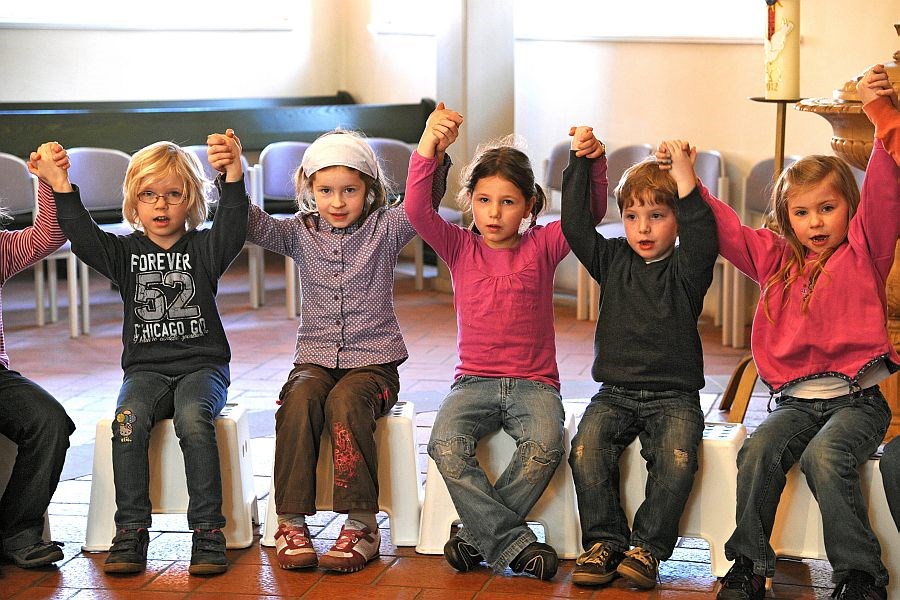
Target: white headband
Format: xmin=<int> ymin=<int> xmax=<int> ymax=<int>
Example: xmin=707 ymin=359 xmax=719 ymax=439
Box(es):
xmin=300 ymin=133 xmax=379 ymax=179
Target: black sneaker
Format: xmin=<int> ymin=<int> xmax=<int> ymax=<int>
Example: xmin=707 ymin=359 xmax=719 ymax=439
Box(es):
xmin=189 ymin=529 xmax=228 ymax=575
xmin=617 ymin=546 xmax=659 ymax=589
xmin=509 ymin=541 xmax=558 ymax=580
xmin=717 ymin=555 xmax=766 ymax=600
xmin=573 ymin=541 xmax=624 ymax=586
xmin=831 ymin=570 xmax=887 ymax=600
xmin=2 ymin=540 xmax=64 ymax=568
xmin=443 ymin=535 xmax=483 ymax=572
xmin=104 ymin=528 xmax=150 ymax=574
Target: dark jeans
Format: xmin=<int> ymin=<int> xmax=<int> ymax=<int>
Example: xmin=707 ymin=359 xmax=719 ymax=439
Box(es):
xmin=881 ymin=436 xmax=900 ymax=531
xmin=111 ymin=368 xmax=229 ymax=530
xmin=568 ymin=386 xmax=705 ymax=560
xmin=724 ymin=387 xmax=891 ymax=586
xmin=0 ymin=366 xmax=74 ymax=551
xmin=273 ymin=362 xmax=399 ymax=515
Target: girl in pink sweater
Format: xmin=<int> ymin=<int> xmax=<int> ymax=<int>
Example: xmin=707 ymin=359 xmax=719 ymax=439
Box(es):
xmin=405 ymin=105 xmax=606 ymax=580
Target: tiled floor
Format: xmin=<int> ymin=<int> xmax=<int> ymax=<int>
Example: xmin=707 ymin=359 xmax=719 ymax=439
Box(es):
xmin=0 ymin=252 xmax=835 ymax=598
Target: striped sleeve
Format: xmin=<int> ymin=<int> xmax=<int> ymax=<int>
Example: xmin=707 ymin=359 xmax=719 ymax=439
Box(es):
xmin=0 ymin=180 xmax=67 ymax=284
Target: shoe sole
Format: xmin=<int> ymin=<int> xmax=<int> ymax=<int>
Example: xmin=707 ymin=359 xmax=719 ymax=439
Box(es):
xmin=617 ymin=563 xmax=656 ymax=589
xmin=6 ymin=552 xmax=64 ymax=568
xmin=319 ymin=553 xmax=379 ymax=573
xmin=572 ymin=570 xmax=620 ymax=586
xmin=277 ymin=559 xmax=319 ymax=570
xmin=103 ymin=562 xmax=146 ymax=574
xmin=189 ymin=563 xmax=229 ymax=576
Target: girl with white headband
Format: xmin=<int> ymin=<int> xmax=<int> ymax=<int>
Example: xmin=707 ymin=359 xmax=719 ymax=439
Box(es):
xmin=219 ymin=129 xmax=451 ymax=573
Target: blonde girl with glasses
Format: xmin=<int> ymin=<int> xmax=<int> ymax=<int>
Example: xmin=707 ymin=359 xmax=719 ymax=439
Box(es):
xmin=29 ymin=132 xmax=249 ymax=576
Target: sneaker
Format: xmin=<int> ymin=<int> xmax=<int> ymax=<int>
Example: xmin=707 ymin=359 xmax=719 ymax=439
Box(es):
xmin=104 ymin=528 xmax=150 ymax=574
xmin=617 ymin=546 xmax=659 ymax=589
xmin=717 ymin=555 xmax=766 ymax=600
xmin=443 ymin=535 xmax=483 ymax=572
xmin=318 ymin=521 xmax=380 ymax=573
xmin=509 ymin=541 xmax=559 ymax=581
xmin=189 ymin=529 xmax=228 ymax=575
xmin=274 ymin=523 xmax=318 ymax=570
xmin=573 ymin=541 xmax=624 ymax=586
xmin=2 ymin=540 xmax=64 ymax=568
xmin=831 ymin=570 xmax=887 ymax=600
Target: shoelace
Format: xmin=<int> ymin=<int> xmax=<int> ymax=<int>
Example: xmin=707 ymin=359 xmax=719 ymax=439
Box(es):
xmin=333 ymin=529 xmax=371 ymax=551
xmin=576 ymin=542 xmax=610 ymax=566
xmin=282 ymin=527 xmax=311 ymax=547
xmin=624 ymin=546 xmax=656 ymax=569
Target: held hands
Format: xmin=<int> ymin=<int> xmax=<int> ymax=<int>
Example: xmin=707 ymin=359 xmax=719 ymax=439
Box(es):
xmin=206 ymin=128 xmax=244 ymax=183
xmin=655 ymin=140 xmax=697 ymax=198
xmin=417 ymin=102 xmax=463 ymax=160
xmin=856 ymin=64 xmax=898 ymax=109
xmin=568 ymin=126 xmax=606 ymax=158
xmin=27 ymin=142 xmax=74 ymax=193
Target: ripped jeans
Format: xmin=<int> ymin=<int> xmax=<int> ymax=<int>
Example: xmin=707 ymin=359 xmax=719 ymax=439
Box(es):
xmin=427 ymin=376 xmax=564 ymax=572
xmin=569 ymin=386 xmax=704 ymax=560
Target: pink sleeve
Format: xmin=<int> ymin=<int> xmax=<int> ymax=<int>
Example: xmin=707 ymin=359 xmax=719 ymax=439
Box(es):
xmin=849 ymin=138 xmax=900 ymax=279
xmin=863 ymin=96 xmax=900 ymax=166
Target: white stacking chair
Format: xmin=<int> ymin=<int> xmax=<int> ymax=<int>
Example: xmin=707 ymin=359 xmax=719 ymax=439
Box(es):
xmin=261 ymin=400 xmax=422 ymax=547
xmin=254 ymin=141 xmax=310 ymax=318
xmin=82 ymin=403 xmax=258 ymax=551
xmin=183 ymin=145 xmax=263 ymax=309
xmin=0 ymin=152 xmax=80 ymax=338
xmin=65 ymin=147 xmax=133 ymax=336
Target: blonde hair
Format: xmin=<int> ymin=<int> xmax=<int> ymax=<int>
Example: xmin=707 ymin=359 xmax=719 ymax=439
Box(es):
xmin=763 ymin=154 xmax=860 ymax=317
xmin=455 ymin=134 xmax=546 ymax=232
xmin=122 ymin=141 xmax=211 ymax=232
xmin=293 ymin=129 xmax=393 ymax=225
xmin=613 ymin=158 xmax=679 ymax=214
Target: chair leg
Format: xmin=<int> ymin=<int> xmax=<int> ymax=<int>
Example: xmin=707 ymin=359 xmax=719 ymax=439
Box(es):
xmin=576 ymin=265 xmax=590 ymax=320
xmin=248 ymin=247 xmax=260 ymax=309
xmin=79 ymin=258 xmax=89 ymax=336
xmin=285 ymin=256 xmax=297 ymax=319
xmin=48 ymin=260 xmax=58 ymax=323
xmin=35 ymin=261 xmax=46 ymax=327
xmin=69 ymin=255 xmax=81 ymax=338
xmin=414 ymin=237 xmax=425 ymax=291
xmin=722 ymin=263 xmax=734 ymax=346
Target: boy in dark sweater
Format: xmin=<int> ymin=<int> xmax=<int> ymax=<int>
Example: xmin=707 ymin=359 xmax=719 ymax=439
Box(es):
xmin=561 ymin=138 xmax=718 ymax=589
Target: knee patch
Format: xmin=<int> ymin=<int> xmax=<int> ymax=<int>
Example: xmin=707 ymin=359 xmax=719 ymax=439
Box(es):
xmin=519 ymin=440 xmax=562 ymax=484
xmin=428 ymin=436 xmax=474 ymax=480
xmin=112 ymin=409 xmax=138 ymax=443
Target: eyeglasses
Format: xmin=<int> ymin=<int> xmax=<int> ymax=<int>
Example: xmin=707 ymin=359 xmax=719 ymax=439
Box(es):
xmin=137 ymin=190 xmax=185 ymax=205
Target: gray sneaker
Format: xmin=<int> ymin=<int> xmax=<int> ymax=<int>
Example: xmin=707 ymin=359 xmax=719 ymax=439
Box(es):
xmin=3 ymin=540 xmax=64 ymax=568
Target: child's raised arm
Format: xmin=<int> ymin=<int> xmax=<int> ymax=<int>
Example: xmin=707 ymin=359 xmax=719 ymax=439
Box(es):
xmin=416 ymin=102 xmax=463 ymax=162
xmin=27 ymin=142 xmax=74 ymax=193
xmin=206 ymin=128 xmax=244 ymax=183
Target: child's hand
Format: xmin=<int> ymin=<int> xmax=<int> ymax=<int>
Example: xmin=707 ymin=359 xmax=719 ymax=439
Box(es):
xmin=659 ymin=140 xmax=697 ymax=198
xmin=417 ymin=102 xmax=463 ymax=160
xmin=207 ymin=129 xmax=244 ymax=183
xmin=857 ymin=64 xmax=898 ymax=109
xmin=27 ymin=142 xmax=73 ymax=192
xmin=568 ymin=126 xmax=605 ymax=158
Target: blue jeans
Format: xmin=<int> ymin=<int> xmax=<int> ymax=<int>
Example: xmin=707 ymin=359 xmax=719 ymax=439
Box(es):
xmin=0 ymin=367 xmax=74 ymax=552
xmin=111 ymin=368 xmax=229 ymax=530
xmin=427 ymin=376 xmax=565 ymax=572
xmin=725 ymin=387 xmax=891 ymax=586
xmin=881 ymin=436 xmax=900 ymax=531
xmin=568 ymin=386 xmax=705 ymax=560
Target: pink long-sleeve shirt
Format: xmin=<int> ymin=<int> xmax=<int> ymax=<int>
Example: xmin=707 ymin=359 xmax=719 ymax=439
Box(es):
xmin=701 ymin=137 xmax=899 ymax=392
xmin=404 ymin=151 xmax=607 ymax=389
xmin=0 ymin=182 xmax=67 ymax=368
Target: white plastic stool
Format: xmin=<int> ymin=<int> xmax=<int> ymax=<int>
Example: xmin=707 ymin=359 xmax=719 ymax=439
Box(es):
xmin=261 ymin=400 xmax=421 ymax=547
xmin=769 ymin=457 xmax=899 ymax=598
xmin=82 ymin=403 xmax=258 ymax=551
xmin=619 ymin=422 xmax=746 ymax=577
xmin=415 ymin=408 xmax=581 ymax=559
xmin=0 ymin=433 xmax=51 ymax=541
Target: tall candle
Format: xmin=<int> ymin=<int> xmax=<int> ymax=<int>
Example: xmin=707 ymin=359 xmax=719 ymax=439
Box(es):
xmin=764 ymin=0 xmax=800 ymax=100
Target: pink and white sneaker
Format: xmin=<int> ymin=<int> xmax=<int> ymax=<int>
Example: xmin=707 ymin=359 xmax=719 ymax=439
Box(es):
xmin=274 ymin=523 xmax=318 ymax=569
xmin=318 ymin=521 xmax=381 ymax=573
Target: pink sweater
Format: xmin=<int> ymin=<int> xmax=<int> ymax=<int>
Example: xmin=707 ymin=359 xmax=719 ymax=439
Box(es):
xmin=863 ymin=96 xmax=900 ymax=166
xmin=405 ymin=151 xmax=607 ymax=389
xmin=0 ymin=181 xmax=67 ymax=368
xmin=701 ymin=138 xmax=900 ymax=392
